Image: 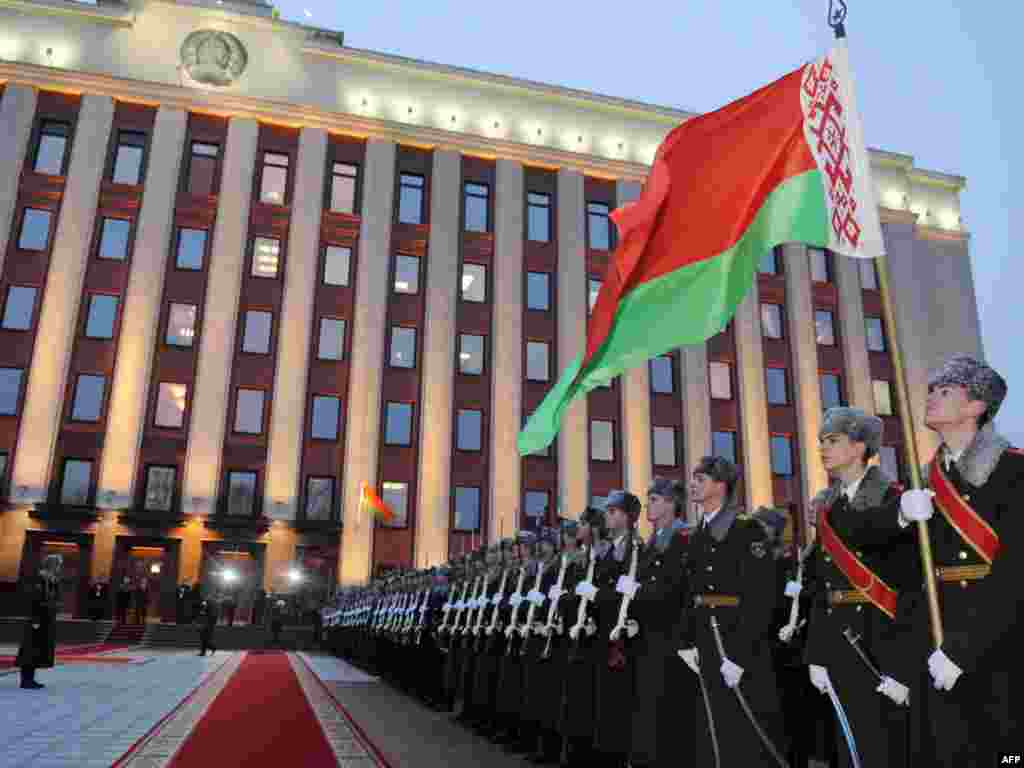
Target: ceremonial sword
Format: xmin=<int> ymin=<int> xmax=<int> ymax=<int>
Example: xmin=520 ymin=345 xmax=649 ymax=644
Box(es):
xmin=825 ymin=680 xmax=862 ymax=768
xmin=842 ymin=627 xmax=882 ymax=680
xmin=709 ymin=616 xmax=790 ymax=768
xmin=691 ymin=659 xmax=721 ymax=768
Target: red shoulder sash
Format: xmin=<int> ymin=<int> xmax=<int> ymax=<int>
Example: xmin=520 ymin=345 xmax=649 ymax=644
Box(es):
xmin=817 ymin=499 xmax=898 ymax=619
xmin=929 ymin=455 xmax=1001 ymax=564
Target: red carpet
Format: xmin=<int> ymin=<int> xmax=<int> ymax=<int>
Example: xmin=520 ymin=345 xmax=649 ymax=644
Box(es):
xmin=0 ymin=642 xmax=136 ymax=667
xmin=168 ymin=652 xmax=338 ymax=768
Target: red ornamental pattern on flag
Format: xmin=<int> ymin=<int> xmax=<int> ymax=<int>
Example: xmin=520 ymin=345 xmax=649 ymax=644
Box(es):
xmin=801 ymin=55 xmax=861 ymax=249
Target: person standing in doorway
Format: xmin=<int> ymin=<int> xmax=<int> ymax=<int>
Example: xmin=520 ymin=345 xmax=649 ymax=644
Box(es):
xmin=17 ymin=555 xmax=62 ymax=690
xmin=133 ymin=576 xmax=149 ymax=624
xmin=116 ymin=576 xmax=132 ymax=625
xmin=197 ymin=599 xmax=218 ymax=656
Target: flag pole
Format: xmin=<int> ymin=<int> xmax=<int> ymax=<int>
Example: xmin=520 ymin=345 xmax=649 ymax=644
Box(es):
xmin=829 ymin=0 xmax=943 ymax=649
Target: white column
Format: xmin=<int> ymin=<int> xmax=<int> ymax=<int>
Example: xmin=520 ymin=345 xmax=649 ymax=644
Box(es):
xmin=556 ymin=169 xmax=587 ymax=522
xmin=181 ymin=118 xmax=258 ymax=516
xmin=733 ymin=286 xmax=773 ymax=510
xmin=782 ymin=244 xmax=828 ymax=502
xmin=0 ymin=84 xmax=37 ymax=278
xmin=11 ymin=95 xmax=114 ymax=503
xmin=339 ymin=139 xmax=395 ymax=585
xmin=680 ymin=345 xmax=711 ymax=522
xmin=264 ymin=127 xmax=327 ymax=520
xmin=617 ymin=181 xmax=652 ymax=511
xmin=489 ymin=159 xmax=523 ymax=540
xmin=834 ymin=253 xmax=873 ymax=413
xmin=98 ymin=107 xmax=187 ymax=509
xmin=416 ymin=148 xmax=460 ymax=567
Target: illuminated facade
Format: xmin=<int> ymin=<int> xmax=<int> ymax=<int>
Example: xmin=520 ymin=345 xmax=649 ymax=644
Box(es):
xmin=0 ymin=0 xmax=979 ymax=619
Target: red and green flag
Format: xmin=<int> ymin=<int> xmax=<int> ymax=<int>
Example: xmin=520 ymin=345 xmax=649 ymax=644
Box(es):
xmin=360 ymin=481 xmax=395 ymax=524
xmin=518 ymin=41 xmax=884 ymax=456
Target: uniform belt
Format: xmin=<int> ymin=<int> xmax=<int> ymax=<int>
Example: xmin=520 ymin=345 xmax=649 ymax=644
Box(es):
xmin=693 ymin=594 xmax=740 ymax=608
xmin=828 ymin=589 xmax=871 ymax=606
xmin=935 ymin=564 xmax=990 ymax=582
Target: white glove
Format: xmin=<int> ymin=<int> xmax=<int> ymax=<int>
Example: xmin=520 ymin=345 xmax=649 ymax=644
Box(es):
xmin=900 ymin=489 xmax=936 ymax=524
xmin=509 ymin=593 xmax=523 ymax=607
xmin=625 ymin=619 xmax=640 ymax=638
xmin=615 ymin=575 xmax=639 ymax=597
xmin=526 ymin=589 xmax=545 ymax=606
xmin=784 ymin=580 xmax=802 ymax=598
xmin=575 ymin=581 xmax=598 ymax=599
xmin=809 ymin=664 xmax=831 ymax=694
xmin=677 ymin=647 xmax=700 ymax=675
xmin=778 ymin=623 xmax=796 ymax=643
xmin=547 ymin=586 xmax=565 ymax=601
xmin=928 ymin=649 xmax=963 ymax=691
xmin=491 ymin=594 xmax=503 ymax=606
xmin=32 ymin=624 xmax=40 ymax=630
xmin=584 ymin=617 xmax=598 ymax=637
xmin=876 ymin=675 xmax=910 ymax=706
xmin=720 ymin=658 xmax=744 ymax=688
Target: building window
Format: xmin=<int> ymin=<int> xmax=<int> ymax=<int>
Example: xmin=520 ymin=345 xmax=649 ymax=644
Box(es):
xmin=187 ymin=142 xmax=219 ymax=197
xmin=305 ymin=476 xmax=335 ymax=520
xmin=0 ymin=368 xmax=24 ymax=415
xmin=166 ymin=303 xmax=197 ymax=347
xmin=155 ymin=382 xmax=187 ymax=429
xmin=526 ymin=272 xmax=550 ymax=311
xmin=259 ymin=152 xmax=289 ymax=204
xmin=653 ymin=426 xmax=677 ymax=467
xmin=761 ymin=303 xmax=784 ymax=339
xmin=225 ymin=470 xmax=257 ymax=516
xmin=461 ymin=263 xmax=487 ymax=303
xmin=175 ymin=228 xmax=207 ymax=271
xmin=815 ymin=310 xmax=836 ymax=346
xmin=879 ymin=445 xmax=901 ymax=483
xmin=233 ymin=389 xmax=265 ymax=434
xmin=712 ymin=431 xmax=737 ymax=464
xmin=454 ymin=486 xmax=481 ymax=531
xmin=464 ymin=182 xmax=489 ymax=233
xmin=866 ymin=317 xmax=886 ymax=352
xmin=588 ymin=278 xmax=602 ymax=315
xmin=251 ymin=237 xmax=280 ymax=279
xmin=770 ymin=435 xmax=794 ymax=476
xmin=60 ymin=459 xmax=92 ymax=506
xmin=323 ymin=245 xmax=350 ymax=287
xmin=34 ymin=120 xmax=70 ymax=175
xmin=389 ymin=326 xmax=417 ymax=368
xmin=380 ymin=481 xmax=409 ymax=528
xmin=394 ymin=254 xmax=420 ymax=294
xmin=759 ymin=249 xmax=779 ymax=275
xmin=398 ymin=173 xmax=425 ymax=224
xmin=527 ymin=192 xmax=551 ymax=242
xmin=859 ymin=259 xmax=879 ymax=290
xmin=143 ymin=466 xmax=176 ymax=512
xmin=590 ymin=420 xmax=615 ymax=462
xmin=820 ymin=373 xmax=843 ymax=411
xmin=317 ymin=318 xmax=346 ymax=361
xmin=384 ymin=402 xmax=413 ymax=445
xmin=650 ymin=356 xmax=674 ymax=394
xmin=84 ymin=294 xmax=119 ymax=339
xmin=112 ymin=130 xmax=146 ymax=185
xmin=709 ymin=361 xmax=732 ymax=400
xmin=524 ymin=490 xmax=549 ymax=525
xmin=526 ymin=341 xmax=550 ymax=382
xmin=241 ymin=310 xmax=272 ymax=354
xmin=71 ymin=374 xmax=106 ymax=422
xmin=97 ymin=218 xmax=131 ymax=261
xmin=766 ymin=367 xmax=789 ymax=405
xmin=330 ymin=162 xmax=358 ymax=214
xmin=1 ymin=286 xmax=36 ymax=331
xmin=456 ymin=409 xmax=483 ymax=451
xmin=0 ymin=452 xmax=6 ymax=498
xmin=873 ymin=379 xmax=894 ymax=416
xmin=587 ymin=202 xmax=611 ymax=250
xmin=458 ymin=334 xmax=484 ymax=375
xmin=311 ymin=395 xmax=340 ymax=440
xmin=18 ymin=208 xmax=52 ymax=251
xmin=809 ymin=247 xmax=830 ymax=283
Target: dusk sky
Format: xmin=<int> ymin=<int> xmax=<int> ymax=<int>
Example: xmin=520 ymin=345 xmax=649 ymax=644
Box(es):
xmin=276 ymin=0 xmax=1020 ymax=446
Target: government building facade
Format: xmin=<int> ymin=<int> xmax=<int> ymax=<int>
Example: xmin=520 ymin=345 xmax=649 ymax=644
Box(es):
xmin=0 ymin=0 xmax=981 ymax=621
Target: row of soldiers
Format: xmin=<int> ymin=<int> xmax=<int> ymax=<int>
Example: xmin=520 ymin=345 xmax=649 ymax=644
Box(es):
xmin=322 ymin=355 xmax=1020 ymax=767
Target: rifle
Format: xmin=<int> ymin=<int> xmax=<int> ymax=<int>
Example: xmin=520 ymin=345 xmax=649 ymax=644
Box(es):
xmin=608 ymin=535 xmax=640 ymax=669
xmin=414 ymin=588 xmax=431 ymax=646
xmin=481 ymin=565 xmax=510 ymax=653
xmin=519 ymin=558 xmax=547 ymax=657
xmin=540 ymin=552 xmax=570 ymax=660
xmin=472 ymin=570 xmax=496 ymax=652
xmin=568 ymin=544 xmax=597 ymax=663
xmin=504 ymin=565 xmax=529 ymax=656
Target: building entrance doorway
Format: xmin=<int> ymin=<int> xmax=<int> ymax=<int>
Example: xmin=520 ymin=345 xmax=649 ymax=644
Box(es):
xmin=199 ymin=541 xmax=266 ymax=625
xmin=111 ymin=537 xmax=181 ymax=624
xmin=19 ymin=532 xmax=93 ymax=619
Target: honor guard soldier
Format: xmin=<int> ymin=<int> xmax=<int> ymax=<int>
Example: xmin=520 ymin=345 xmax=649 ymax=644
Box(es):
xmin=628 ymin=477 xmax=695 ymax=768
xmin=473 ymin=539 xmax=516 ymax=736
xmin=896 ymin=356 xmax=1021 ymax=767
xmin=677 ymin=456 xmax=785 ymax=767
xmin=803 ymin=407 xmax=916 ymax=767
xmin=497 ymin=531 xmax=538 ymax=753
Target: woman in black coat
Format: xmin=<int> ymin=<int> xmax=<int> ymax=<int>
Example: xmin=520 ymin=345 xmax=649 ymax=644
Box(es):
xmin=17 ymin=554 xmax=61 ymax=689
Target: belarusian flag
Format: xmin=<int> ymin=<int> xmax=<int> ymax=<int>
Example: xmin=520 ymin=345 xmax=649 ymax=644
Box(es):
xmin=360 ymin=481 xmax=395 ymax=524
xmin=518 ymin=40 xmax=884 ymax=456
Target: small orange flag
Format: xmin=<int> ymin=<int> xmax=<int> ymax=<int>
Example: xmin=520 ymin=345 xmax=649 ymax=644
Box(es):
xmin=361 ymin=482 xmax=395 ymax=524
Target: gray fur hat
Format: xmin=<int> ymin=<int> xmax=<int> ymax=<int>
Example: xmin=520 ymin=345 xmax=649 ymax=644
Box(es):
xmin=928 ymin=355 xmax=1007 ymax=425
xmin=820 ymin=406 xmax=883 ymax=458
